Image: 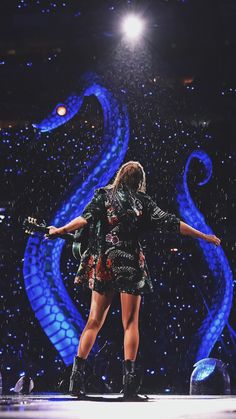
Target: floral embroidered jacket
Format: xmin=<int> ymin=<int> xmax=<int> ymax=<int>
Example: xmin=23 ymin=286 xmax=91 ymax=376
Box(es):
xmin=74 ymin=185 xmax=181 ymax=295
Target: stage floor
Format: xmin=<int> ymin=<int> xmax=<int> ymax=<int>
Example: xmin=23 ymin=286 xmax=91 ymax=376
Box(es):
xmin=0 ymin=393 xmax=236 ymax=419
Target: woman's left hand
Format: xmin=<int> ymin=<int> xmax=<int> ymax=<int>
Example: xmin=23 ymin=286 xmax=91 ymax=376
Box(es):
xmin=205 ymin=234 xmax=221 ymax=246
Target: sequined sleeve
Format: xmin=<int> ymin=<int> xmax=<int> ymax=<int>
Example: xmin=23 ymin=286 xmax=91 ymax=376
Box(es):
xmin=81 ymin=188 xmax=105 ymax=224
xmin=141 ymin=193 xmax=181 ymax=233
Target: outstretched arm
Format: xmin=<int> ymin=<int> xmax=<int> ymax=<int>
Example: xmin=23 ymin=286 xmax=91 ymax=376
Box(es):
xmin=180 ymin=220 xmax=221 ymax=246
xmin=141 ymin=192 xmax=221 ymax=247
xmin=48 ymin=216 xmax=87 ymax=236
xmin=46 ymin=188 xmax=104 ymax=237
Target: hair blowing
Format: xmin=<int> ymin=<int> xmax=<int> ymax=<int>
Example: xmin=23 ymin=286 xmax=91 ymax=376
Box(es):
xmin=106 ymin=161 xmax=146 ymax=198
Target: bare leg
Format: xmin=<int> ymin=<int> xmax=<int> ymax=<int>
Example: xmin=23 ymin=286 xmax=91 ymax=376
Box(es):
xmin=120 ymin=292 xmax=141 ymax=361
xmin=78 ymin=289 xmax=114 ymax=359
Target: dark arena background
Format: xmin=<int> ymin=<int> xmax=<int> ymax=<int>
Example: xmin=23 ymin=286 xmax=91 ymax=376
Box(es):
xmin=0 ymin=0 xmax=236 ymax=418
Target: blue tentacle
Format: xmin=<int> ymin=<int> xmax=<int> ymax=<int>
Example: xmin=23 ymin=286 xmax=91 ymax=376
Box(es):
xmin=23 ymin=74 xmax=129 ymax=365
xmin=176 ymin=149 xmax=234 ymax=362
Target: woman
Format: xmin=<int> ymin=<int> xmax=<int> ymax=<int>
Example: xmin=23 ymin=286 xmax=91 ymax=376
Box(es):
xmin=48 ymin=161 xmax=221 ymax=399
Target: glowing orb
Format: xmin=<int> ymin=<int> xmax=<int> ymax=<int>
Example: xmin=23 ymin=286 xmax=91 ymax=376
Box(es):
xmin=56 ymin=105 xmax=67 ymax=116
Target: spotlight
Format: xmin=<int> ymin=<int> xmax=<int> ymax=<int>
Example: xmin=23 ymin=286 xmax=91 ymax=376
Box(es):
xmin=121 ymin=15 xmax=144 ymax=40
xmin=56 ymin=105 xmax=67 ymax=116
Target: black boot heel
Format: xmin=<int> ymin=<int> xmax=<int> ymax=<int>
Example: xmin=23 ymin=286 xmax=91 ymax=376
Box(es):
xmin=69 ymin=356 xmax=86 ymax=398
xmin=122 ymin=360 xmax=145 ymax=400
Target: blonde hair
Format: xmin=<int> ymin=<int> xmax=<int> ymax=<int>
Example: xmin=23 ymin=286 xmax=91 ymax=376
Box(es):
xmin=106 ymin=161 xmax=146 ymax=197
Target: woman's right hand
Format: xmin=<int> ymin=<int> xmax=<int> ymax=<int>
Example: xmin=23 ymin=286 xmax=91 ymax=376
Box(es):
xmin=45 ymin=226 xmax=62 ymax=239
xmin=205 ymin=234 xmax=221 ymax=246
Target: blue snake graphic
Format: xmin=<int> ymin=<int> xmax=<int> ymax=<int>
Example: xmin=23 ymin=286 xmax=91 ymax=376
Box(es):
xmin=23 ymin=74 xmax=129 ymax=365
xmin=176 ymin=149 xmax=234 ymax=363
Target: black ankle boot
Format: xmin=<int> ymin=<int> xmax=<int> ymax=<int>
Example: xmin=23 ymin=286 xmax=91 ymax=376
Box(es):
xmin=69 ymin=356 xmax=86 ymax=397
xmin=122 ymin=360 xmax=142 ymax=399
